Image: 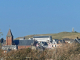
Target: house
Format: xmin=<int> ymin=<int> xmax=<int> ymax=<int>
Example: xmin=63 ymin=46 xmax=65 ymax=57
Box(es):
xmin=36 ymin=41 xmax=48 ymax=48
xmin=33 ymin=36 xmax=52 ymax=42
xmin=2 ymin=29 xmax=36 ymax=50
xmin=48 ymin=39 xmax=64 ymax=48
xmin=36 ymin=42 xmax=47 ymax=51
xmin=74 ymin=37 xmax=80 ymax=43
xmin=63 ymin=38 xmax=74 ymax=43
xmin=2 ymin=45 xmax=17 ymax=50
xmin=2 ymin=45 xmax=17 ymax=53
xmin=13 ymin=40 xmax=34 ymax=49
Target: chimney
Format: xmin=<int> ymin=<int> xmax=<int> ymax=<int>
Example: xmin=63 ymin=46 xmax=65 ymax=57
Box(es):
xmin=77 ymin=37 xmax=79 ymax=39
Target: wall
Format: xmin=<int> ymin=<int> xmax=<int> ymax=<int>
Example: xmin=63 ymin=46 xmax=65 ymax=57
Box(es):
xmin=18 ymin=45 xmax=31 ymax=49
xmin=6 ymin=37 xmax=13 ymax=45
xmin=33 ymin=38 xmax=51 ymax=42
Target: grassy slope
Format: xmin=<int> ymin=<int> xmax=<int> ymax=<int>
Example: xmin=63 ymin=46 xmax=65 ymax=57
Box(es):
xmin=15 ymin=32 xmax=80 ymax=40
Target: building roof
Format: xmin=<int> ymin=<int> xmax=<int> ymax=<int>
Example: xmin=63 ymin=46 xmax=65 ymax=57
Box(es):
xmin=13 ymin=40 xmax=34 ymax=46
xmin=53 ymin=39 xmax=65 ymax=44
xmin=63 ymin=38 xmax=74 ymax=41
xmin=74 ymin=39 xmax=80 ymax=43
xmin=33 ymin=36 xmax=51 ymax=38
xmin=2 ymin=45 xmax=17 ymax=50
xmin=7 ymin=29 xmax=13 ymax=37
xmin=3 ymin=40 xmax=6 ymax=44
xmin=42 ymin=42 xmax=48 ymax=45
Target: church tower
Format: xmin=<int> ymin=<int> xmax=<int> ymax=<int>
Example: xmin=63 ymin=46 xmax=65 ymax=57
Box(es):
xmin=6 ymin=29 xmax=13 ymax=45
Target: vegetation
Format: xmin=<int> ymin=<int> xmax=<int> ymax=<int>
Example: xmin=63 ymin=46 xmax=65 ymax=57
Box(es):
xmin=0 ymin=29 xmax=3 ymax=37
xmin=0 ymin=29 xmax=3 ymax=48
xmin=15 ymin=32 xmax=80 ymax=40
xmin=1 ymin=43 xmax=80 ymax=60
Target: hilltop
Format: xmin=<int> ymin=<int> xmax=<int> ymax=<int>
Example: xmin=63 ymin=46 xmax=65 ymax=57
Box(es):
xmin=15 ymin=32 xmax=80 ymax=40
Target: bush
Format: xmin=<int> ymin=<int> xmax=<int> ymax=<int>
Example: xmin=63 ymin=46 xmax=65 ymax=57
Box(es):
xmin=2 ymin=43 xmax=80 ymax=60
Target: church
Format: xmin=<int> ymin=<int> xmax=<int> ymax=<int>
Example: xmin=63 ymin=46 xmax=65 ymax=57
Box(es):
xmin=2 ymin=29 xmax=35 ymax=50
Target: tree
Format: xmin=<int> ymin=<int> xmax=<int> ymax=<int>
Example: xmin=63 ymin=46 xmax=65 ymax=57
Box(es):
xmin=0 ymin=29 xmax=3 ymax=37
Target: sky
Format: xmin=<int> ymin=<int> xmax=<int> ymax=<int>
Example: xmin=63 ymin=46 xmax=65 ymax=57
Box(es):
xmin=0 ymin=0 xmax=80 ymax=39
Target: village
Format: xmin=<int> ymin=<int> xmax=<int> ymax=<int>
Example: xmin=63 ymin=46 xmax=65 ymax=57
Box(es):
xmin=1 ymin=0 xmax=80 ymax=60
xmin=0 ymin=29 xmax=80 ymax=54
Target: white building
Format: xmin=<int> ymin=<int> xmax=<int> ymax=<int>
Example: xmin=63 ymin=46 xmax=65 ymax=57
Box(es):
xmin=19 ymin=37 xmax=25 ymax=40
xmin=2 ymin=45 xmax=17 ymax=50
xmin=33 ymin=36 xmax=52 ymax=42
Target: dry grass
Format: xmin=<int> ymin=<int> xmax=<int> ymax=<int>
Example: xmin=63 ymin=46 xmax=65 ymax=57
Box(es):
xmin=45 ymin=43 xmax=80 ymax=60
xmin=15 ymin=32 xmax=80 ymax=40
xmin=2 ymin=43 xmax=80 ymax=60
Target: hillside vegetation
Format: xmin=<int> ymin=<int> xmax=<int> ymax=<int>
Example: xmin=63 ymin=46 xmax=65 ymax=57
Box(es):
xmin=16 ymin=32 xmax=80 ymax=40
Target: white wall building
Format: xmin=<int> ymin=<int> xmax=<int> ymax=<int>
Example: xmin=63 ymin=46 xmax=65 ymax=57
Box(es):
xmin=19 ymin=37 xmax=25 ymax=40
xmin=33 ymin=36 xmax=52 ymax=42
xmin=2 ymin=45 xmax=17 ymax=50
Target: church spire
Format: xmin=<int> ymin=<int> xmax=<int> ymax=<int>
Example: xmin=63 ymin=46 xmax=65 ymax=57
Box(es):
xmin=7 ymin=29 xmax=13 ymax=37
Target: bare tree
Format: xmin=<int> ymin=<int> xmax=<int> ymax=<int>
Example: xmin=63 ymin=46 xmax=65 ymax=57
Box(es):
xmin=0 ymin=29 xmax=3 ymax=37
